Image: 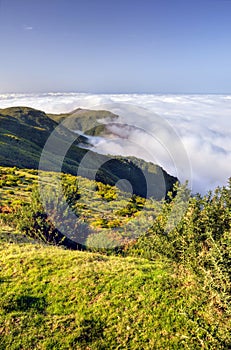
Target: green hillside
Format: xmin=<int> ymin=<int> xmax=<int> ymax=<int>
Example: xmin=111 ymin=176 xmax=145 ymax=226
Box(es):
xmin=48 ymin=107 xmax=119 ymax=136
xmin=0 ymin=107 xmax=177 ymax=199
xmin=0 ymin=106 xmax=87 ymax=170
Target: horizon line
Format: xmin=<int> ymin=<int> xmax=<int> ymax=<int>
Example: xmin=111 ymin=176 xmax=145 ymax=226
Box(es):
xmin=1 ymin=90 xmax=231 ymax=96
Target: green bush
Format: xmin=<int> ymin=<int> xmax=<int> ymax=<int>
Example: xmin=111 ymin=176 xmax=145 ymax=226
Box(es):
xmin=10 ymin=187 xmax=89 ymax=250
xmin=126 ymin=180 xmax=231 ymax=321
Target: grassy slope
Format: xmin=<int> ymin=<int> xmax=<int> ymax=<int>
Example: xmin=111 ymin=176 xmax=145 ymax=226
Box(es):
xmin=1 ymin=239 xmax=229 ymax=350
xmin=0 ymin=168 xmax=230 ymax=349
xmin=0 ymin=166 xmax=164 ymax=249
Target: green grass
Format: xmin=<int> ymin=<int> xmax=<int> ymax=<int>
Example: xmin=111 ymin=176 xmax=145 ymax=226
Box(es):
xmin=0 ymin=166 xmax=230 ymax=349
xmin=0 ymin=239 xmax=230 ymax=350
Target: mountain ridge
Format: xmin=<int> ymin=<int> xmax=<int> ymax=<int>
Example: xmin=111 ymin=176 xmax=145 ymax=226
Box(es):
xmin=0 ymin=106 xmax=177 ymax=199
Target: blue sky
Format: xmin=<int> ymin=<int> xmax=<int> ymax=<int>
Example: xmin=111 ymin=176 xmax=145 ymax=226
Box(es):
xmin=1 ymin=0 xmax=231 ymax=93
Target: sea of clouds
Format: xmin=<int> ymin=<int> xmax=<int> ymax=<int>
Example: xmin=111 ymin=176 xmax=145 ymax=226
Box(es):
xmin=0 ymin=92 xmax=230 ymax=195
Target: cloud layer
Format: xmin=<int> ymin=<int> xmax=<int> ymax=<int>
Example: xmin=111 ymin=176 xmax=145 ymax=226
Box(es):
xmin=0 ymin=92 xmax=230 ymax=194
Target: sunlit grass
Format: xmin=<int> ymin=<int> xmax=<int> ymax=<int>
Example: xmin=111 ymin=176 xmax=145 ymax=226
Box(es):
xmin=0 ymin=240 xmax=229 ymax=349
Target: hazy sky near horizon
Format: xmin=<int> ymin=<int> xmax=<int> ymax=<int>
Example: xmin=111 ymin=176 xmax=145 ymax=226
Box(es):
xmin=1 ymin=0 xmax=231 ymax=93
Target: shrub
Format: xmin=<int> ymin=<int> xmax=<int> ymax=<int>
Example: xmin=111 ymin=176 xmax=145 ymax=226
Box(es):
xmin=11 ymin=187 xmax=90 ymax=250
xmin=125 ymin=180 xmax=231 ymax=316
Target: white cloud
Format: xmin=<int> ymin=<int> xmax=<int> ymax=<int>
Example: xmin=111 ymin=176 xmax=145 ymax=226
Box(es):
xmin=0 ymin=92 xmax=230 ymax=194
xmin=24 ymin=26 xmax=33 ymax=31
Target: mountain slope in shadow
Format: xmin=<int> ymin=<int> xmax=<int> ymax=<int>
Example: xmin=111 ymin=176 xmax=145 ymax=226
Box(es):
xmin=0 ymin=106 xmax=177 ymax=199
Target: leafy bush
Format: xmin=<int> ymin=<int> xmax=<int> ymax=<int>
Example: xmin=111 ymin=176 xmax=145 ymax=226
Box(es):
xmin=126 ymin=180 xmax=231 ymax=321
xmin=9 ymin=187 xmax=89 ymax=250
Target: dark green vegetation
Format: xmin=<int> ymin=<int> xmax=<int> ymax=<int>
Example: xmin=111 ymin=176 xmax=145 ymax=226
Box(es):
xmin=0 ymin=106 xmax=177 ymax=199
xmin=0 ymin=106 xmax=87 ymax=171
xmin=0 ymin=166 xmax=231 ymax=349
